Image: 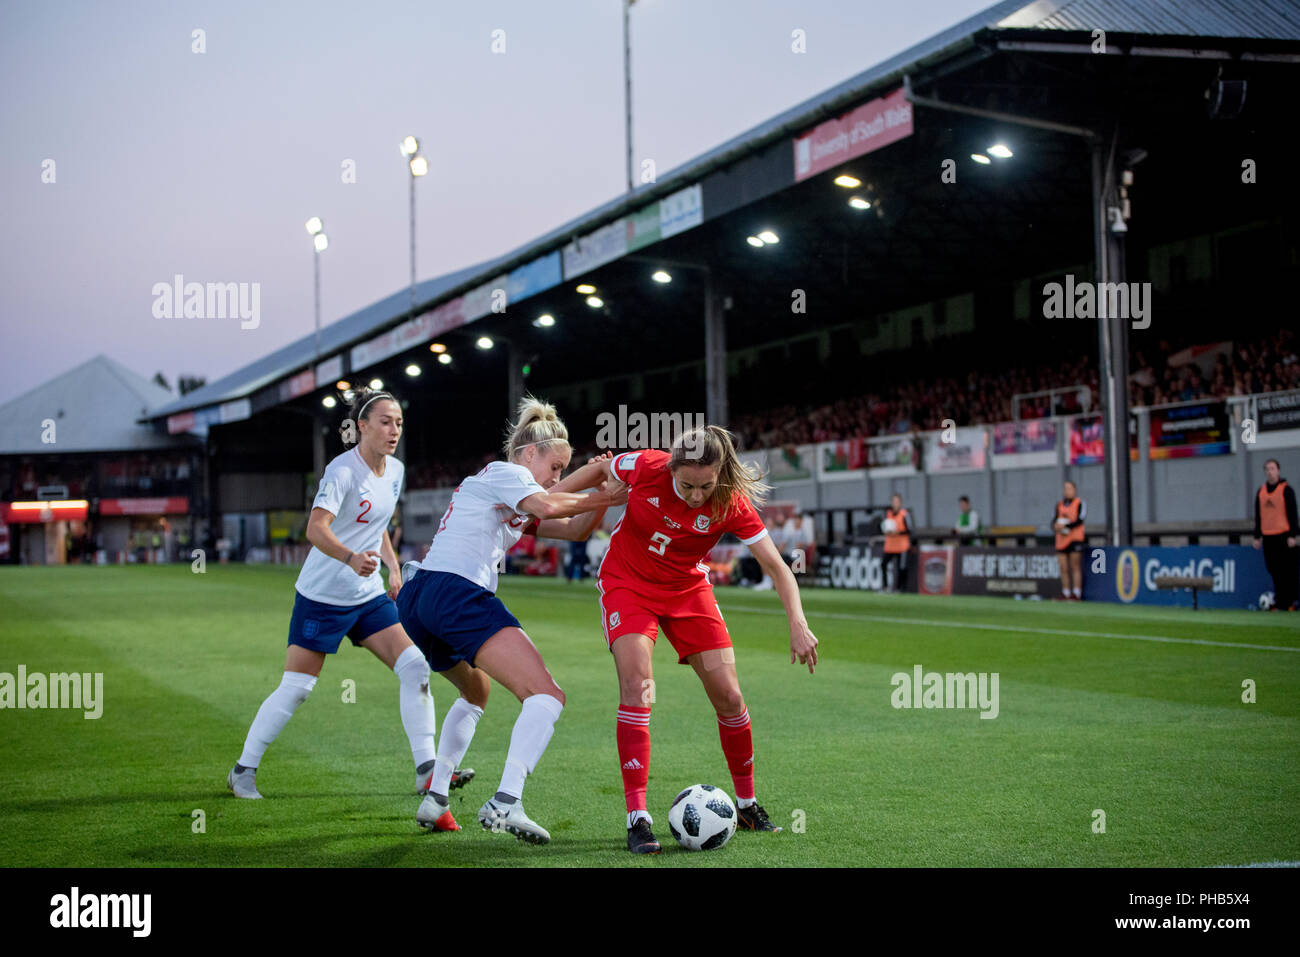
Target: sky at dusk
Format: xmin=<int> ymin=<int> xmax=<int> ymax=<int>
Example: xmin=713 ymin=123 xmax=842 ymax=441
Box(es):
xmin=0 ymin=0 xmax=994 ymax=406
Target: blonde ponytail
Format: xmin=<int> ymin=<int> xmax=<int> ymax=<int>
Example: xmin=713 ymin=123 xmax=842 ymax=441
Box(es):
xmin=503 ymin=395 xmax=571 ymax=461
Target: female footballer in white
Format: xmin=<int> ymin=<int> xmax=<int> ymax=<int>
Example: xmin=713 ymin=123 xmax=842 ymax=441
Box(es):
xmin=227 ymin=390 xmax=442 ymax=800
xmin=402 ymin=398 xmax=625 ymax=842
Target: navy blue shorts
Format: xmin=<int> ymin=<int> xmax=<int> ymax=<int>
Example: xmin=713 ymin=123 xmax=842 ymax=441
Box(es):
xmin=287 ymin=591 xmax=402 ymax=654
xmin=396 ymin=569 xmax=520 ymax=672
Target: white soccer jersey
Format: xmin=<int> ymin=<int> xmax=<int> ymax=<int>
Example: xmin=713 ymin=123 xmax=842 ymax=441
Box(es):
xmin=420 ymin=460 xmax=545 ymax=592
xmin=295 ymin=447 xmax=405 ymax=606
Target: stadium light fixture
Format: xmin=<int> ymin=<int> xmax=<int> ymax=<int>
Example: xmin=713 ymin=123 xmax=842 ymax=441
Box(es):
xmin=586 ymin=295 xmax=604 ymax=308
xmin=437 ymin=352 xmax=452 ymax=365
xmin=405 ymin=364 xmax=421 ymax=377
xmin=651 ymin=270 xmax=671 ymax=283
xmin=429 ymin=342 xmax=446 ymax=353
xmin=369 ymin=378 xmax=383 ymax=390
xmin=833 ymin=174 xmax=861 ymax=188
xmin=532 ymin=314 xmax=556 ymax=327
xmin=758 ymin=230 xmax=779 ymax=244
xmin=336 ymin=380 xmax=350 ymax=391
xmin=987 ymin=144 xmax=1013 ymax=159
xmin=476 ymin=336 xmax=494 ymax=350
xmin=971 ymin=153 xmax=991 ymax=165
xmin=576 ymin=283 xmax=596 ymax=295
xmin=848 ymin=196 xmax=871 ymax=210
xmin=307 ymin=218 xmax=328 ymax=358
xmin=322 ymin=395 xmax=337 ymax=409
xmin=746 ymin=235 xmax=764 ymax=247
xmin=402 ymin=135 xmax=428 ymax=321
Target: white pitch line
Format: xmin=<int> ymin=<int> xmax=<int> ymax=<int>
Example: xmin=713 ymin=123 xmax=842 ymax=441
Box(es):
xmin=717 ymin=603 xmax=1300 ymax=654
xmin=1214 ymin=860 xmax=1300 ymax=868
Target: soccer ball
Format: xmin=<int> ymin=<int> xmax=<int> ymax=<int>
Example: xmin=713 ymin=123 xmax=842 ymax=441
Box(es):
xmin=1259 ymin=591 xmax=1275 ymax=611
xmin=881 ymin=517 xmax=898 ymax=535
xmin=667 ymin=785 xmax=736 ymax=851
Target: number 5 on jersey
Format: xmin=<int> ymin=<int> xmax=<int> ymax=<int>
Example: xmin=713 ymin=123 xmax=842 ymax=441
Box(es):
xmin=648 ymin=531 xmax=671 ymax=555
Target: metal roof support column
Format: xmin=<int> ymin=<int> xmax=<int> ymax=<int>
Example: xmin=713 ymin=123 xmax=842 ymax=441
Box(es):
xmin=1091 ymin=132 xmax=1134 ymax=547
xmin=704 ymin=270 xmax=728 ymax=428
xmin=507 ymin=339 xmax=525 ymax=421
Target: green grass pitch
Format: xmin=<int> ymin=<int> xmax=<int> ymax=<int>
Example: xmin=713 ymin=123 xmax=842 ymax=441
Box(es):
xmin=1 ymin=565 xmax=1298 ymax=868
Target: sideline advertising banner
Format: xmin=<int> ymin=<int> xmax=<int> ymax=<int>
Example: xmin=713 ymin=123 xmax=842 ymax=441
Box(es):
xmin=952 ymin=547 xmax=1063 ymax=599
xmin=1148 ymin=401 xmax=1231 ymax=459
xmin=1084 ymin=546 xmax=1273 ymax=609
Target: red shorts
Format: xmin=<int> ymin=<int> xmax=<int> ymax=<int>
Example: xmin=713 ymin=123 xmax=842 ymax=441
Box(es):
xmin=596 ymin=579 xmax=731 ymax=664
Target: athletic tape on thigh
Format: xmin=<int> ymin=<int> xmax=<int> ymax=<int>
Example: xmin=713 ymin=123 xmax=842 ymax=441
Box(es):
xmin=700 ymin=647 xmax=736 ymax=671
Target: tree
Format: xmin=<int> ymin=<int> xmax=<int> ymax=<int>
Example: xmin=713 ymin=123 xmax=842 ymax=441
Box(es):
xmin=178 ymin=375 xmax=206 ymax=396
xmin=152 ymin=372 xmax=171 ymax=392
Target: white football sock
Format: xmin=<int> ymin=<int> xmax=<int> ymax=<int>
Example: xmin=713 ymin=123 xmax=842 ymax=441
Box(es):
xmin=628 ymin=810 xmax=652 ymax=828
xmin=430 ymin=697 xmax=484 ymax=797
xmin=498 ymin=693 xmax=563 ymax=800
xmin=737 ymin=797 xmax=757 ymax=809
xmin=394 ymin=645 xmax=437 ymax=769
xmin=238 ymin=671 xmax=317 ymax=768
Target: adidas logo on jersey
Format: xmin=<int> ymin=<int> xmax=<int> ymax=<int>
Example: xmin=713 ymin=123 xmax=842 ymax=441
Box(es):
xmin=648 ymin=496 xmax=659 ymax=507
xmin=622 ymin=758 xmax=643 ymax=770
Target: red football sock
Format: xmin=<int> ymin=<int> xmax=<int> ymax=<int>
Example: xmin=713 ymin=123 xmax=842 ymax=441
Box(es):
xmin=717 ymin=708 xmax=755 ymax=801
xmin=616 ymin=705 xmax=651 ymax=813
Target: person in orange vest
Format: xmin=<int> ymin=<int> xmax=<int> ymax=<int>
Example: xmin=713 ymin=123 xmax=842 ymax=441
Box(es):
xmin=1253 ymin=458 xmax=1298 ymax=611
xmin=882 ymin=493 xmax=911 ymax=593
xmin=1053 ymin=479 xmax=1086 ymax=600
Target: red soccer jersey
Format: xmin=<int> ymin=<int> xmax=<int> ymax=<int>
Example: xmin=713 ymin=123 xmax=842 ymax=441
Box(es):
xmin=598 ymin=449 xmax=769 ymax=591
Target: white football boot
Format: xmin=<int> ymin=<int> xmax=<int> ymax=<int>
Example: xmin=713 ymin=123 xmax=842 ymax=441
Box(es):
xmin=227 ymin=766 xmax=262 ymax=799
xmin=416 ymin=766 xmax=475 ymax=795
xmin=417 ymin=793 xmax=461 ymax=831
xmin=478 ymin=798 xmax=551 ymax=845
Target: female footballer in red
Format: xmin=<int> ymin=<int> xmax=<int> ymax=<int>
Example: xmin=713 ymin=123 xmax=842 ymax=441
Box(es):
xmin=598 ymin=425 xmax=819 ymax=853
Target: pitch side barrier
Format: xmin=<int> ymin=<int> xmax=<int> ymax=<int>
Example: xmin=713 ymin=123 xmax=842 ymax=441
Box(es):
xmin=806 ymin=541 xmax=1274 ymax=610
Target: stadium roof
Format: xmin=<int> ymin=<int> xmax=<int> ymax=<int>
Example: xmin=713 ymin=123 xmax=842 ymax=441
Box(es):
xmin=144 ymin=0 xmax=1300 ymax=426
xmin=0 ymin=355 xmax=198 ymax=455
xmin=994 ymin=0 xmax=1300 ymax=37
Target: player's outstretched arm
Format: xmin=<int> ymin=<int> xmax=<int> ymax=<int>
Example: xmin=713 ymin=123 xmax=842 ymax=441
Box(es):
xmin=546 ymin=454 xmax=617 ymax=496
xmin=518 ymin=486 xmax=622 ymax=522
xmin=749 ymin=533 xmax=819 ymax=674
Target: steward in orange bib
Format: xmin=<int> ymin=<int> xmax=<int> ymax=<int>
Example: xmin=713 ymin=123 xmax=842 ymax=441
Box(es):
xmin=1253 ymin=458 xmax=1299 ymax=611
xmin=882 ymin=493 xmax=910 ymax=594
xmin=1053 ymin=479 xmax=1086 ymax=601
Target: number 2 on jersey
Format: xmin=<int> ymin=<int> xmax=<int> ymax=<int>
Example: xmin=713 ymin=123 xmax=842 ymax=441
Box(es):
xmin=357 ymin=499 xmax=372 ymax=523
xmin=648 ymin=531 xmax=671 ymax=555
